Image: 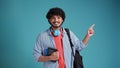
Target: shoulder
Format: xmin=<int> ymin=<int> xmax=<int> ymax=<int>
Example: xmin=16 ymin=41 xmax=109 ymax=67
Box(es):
xmin=63 ymin=28 xmax=75 ymax=35
xmin=36 ymin=29 xmax=50 ymax=40
xmin=64 ymin=28 xmax=79 ymax=40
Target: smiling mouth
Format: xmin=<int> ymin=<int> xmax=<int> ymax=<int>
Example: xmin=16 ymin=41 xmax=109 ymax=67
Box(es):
xmin=53 ymin=22 xmax=60 ymax=25
xmin=50 ymin=21 xmax=63 ymax=28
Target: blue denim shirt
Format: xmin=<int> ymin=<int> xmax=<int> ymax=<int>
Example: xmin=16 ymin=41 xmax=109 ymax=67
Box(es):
xmin=33 ymin=28 xmax=86 ymax=68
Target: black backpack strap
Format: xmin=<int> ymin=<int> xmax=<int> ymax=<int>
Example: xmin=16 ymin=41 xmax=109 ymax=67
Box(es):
xmin=65 ymin=28 xmax=84 ymax=68
xmin=65 ymin=28 xmax=75 ymax=56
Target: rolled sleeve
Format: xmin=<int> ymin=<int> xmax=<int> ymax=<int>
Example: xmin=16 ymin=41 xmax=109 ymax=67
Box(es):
xmin=69 ymin=30 xmax=87 ymax=51
xmin=80 ymin=41 xmax=87 ymax=49
xmin=74 ymin=40 xmax=87 ymax=51
xmin=33 ymin=36 xmax=43 ymax=62
xmin=33 ymin=44 xmax=42 ymax=62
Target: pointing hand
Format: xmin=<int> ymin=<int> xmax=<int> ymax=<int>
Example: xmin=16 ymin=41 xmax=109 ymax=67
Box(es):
xmin=87 ymin=24 xmax=95 ymax=37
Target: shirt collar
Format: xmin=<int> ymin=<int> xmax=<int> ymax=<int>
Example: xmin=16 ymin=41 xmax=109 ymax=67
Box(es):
xmin=47 ymin=27 xmax=66 ymax=37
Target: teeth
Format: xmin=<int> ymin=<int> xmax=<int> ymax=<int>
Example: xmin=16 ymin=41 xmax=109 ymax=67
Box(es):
xmin=54 ymin=22 xmax=59 ymax=25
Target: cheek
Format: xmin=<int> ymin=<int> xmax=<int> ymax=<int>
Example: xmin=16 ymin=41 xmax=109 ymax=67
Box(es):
xmin=61 ymin=19 xmax=63 ymax=23
xmin=49 ymin=19 xmax=54 ymax=23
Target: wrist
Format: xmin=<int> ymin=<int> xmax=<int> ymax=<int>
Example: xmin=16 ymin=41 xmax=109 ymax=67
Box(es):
xmin=48 ymin=56 xmax=52 ymax=61
xmin=86 ymin=34 xmax=90 ymax=39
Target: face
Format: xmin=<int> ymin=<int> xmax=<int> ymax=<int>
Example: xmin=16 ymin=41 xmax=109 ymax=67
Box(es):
xmin=49 ymin=15 xmax=63 ymax=29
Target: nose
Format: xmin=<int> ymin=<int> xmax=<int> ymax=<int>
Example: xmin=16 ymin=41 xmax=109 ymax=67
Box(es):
xmin=55 ymin=18 xmax=58 ymax=21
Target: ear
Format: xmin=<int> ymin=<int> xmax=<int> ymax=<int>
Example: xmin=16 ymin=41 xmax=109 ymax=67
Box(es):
xmin=48 ymin=19 xmax=51 ymax=23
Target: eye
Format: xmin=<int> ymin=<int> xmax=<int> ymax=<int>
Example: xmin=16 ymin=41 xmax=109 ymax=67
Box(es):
xmin=57 ymin=16 xmax=62 ymax=19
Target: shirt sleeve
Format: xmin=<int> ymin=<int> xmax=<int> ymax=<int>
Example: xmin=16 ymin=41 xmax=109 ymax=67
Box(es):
xmin=33 ymin=35 xmax=43 ymax=62
xmin=69 ymin=30 xmax=87 ymax=51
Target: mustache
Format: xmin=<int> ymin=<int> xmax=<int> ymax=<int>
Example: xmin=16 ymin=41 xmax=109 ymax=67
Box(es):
xmin=49 ymin=22 xmax=63 ymax=28
xmin=53 ymin=21 xmax=59 ymax=23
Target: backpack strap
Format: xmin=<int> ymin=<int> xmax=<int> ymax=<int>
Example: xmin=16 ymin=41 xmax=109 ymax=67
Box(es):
xmin=65 ymin=28 xmax=75 ymax=57
xmin=65 ymin=28 xmax=84 ymax=68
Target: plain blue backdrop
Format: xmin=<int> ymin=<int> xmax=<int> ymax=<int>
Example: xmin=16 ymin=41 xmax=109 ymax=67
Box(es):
xmin=0 ymin=0 xmax=120 ymax=68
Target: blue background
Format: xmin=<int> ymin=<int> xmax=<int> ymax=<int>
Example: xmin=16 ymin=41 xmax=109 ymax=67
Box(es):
xmin=0 ymin=0 xmax=120 ymax=68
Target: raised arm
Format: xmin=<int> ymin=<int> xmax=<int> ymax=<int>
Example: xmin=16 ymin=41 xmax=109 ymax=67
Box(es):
xmin=82 ymin=24 xmax=95 ymax=45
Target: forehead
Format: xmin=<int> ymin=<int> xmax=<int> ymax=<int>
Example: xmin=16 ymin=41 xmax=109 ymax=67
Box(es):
xmin=51 ymin=15 xmax=62 ymax=18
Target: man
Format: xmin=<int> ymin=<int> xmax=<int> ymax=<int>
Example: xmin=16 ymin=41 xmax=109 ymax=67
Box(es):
xmin=33 ymin=7 xmax=94 ymax=68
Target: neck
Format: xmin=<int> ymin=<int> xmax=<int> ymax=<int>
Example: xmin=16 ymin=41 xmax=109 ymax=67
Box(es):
xmin=52 ymin=27 xmax=61 ymax=30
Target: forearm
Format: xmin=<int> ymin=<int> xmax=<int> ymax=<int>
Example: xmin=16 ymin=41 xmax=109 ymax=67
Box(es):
xmin=82 ymin=24 xmax=95 ymax=46
xmin=82 ymin=34 xmax=90 ymax=45
xmin=38 ymin=51 xmax=59 ymax=62
xmin=38 ymin=56 xmax=51 ymax=62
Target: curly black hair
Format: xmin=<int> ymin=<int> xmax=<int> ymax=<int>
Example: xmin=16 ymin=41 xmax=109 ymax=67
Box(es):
xmin=46 ymin=7 xmax=66 ymax=21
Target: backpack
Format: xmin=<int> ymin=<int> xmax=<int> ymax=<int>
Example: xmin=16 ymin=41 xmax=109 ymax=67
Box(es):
xmin=65 ymin=28 xmax=84 ymax=68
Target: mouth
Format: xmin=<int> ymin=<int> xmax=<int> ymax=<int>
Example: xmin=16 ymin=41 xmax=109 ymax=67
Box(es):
xmin=53 ymin=22 xmax=60 ymax=26
xmin=50 ymin=22 xmax=62 ymax=28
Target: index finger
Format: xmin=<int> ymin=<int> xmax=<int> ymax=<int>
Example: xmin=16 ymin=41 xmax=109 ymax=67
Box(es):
xmin=89 ymin=24 xmax=95 ymax=29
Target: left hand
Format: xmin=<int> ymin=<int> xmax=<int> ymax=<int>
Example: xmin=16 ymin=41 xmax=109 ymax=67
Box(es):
xmin=87 ymin=24 xmax=95 ymax=37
